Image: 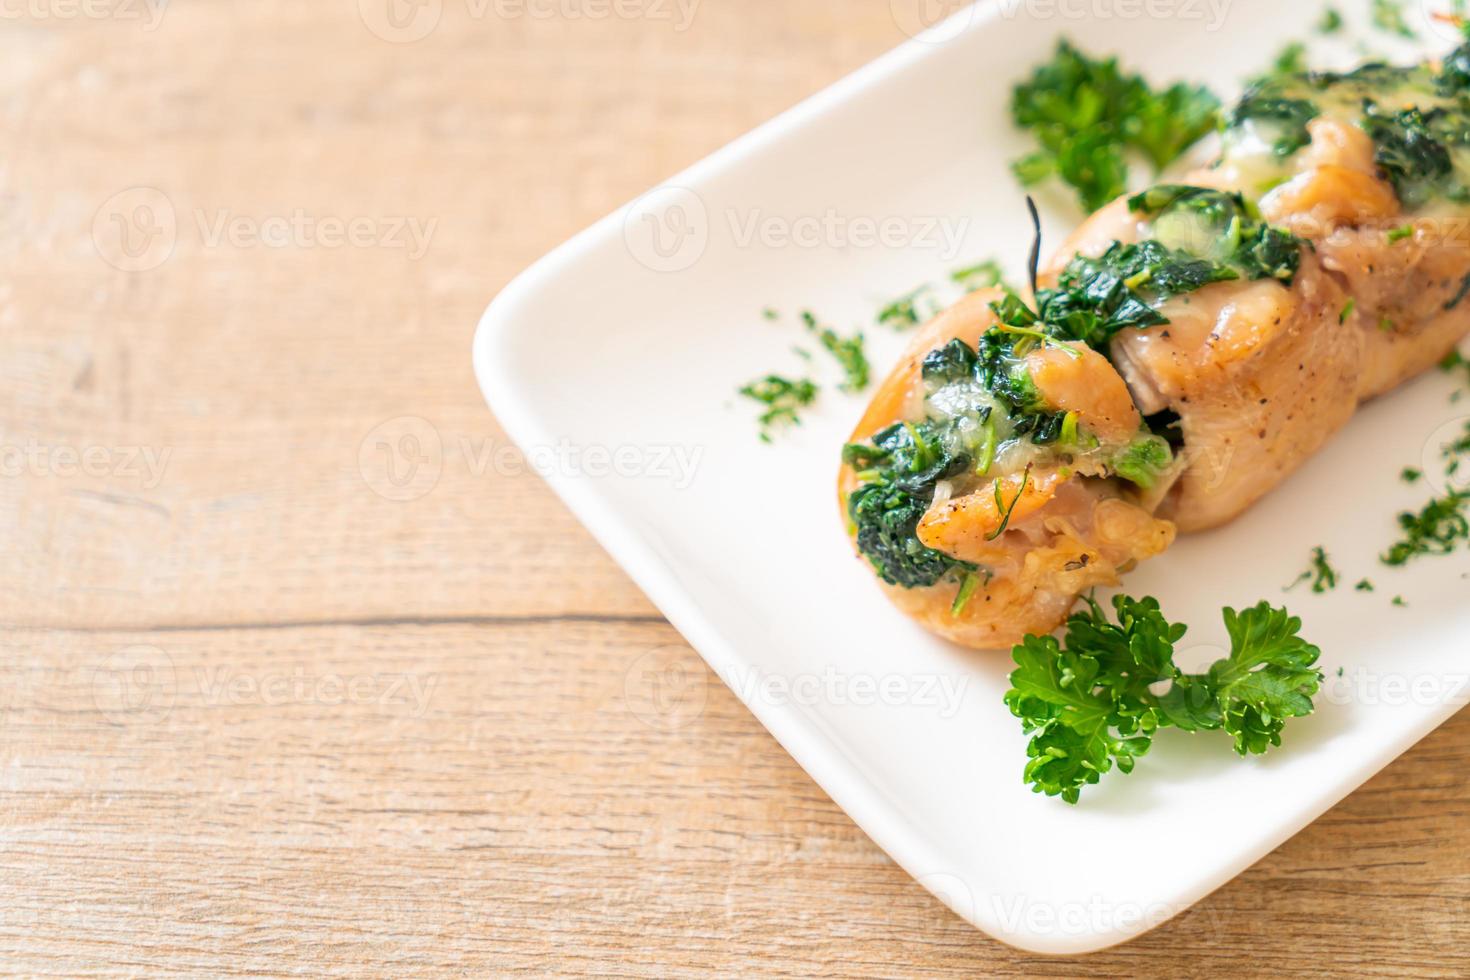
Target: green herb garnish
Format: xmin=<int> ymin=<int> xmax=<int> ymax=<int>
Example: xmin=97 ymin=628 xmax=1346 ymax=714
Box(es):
xmin=739 ymin=375 xmax=817 ymax=442
xmin=951 ymin=258 xmax=1014 ymax=294
xmin=1318 ymin=6 xmax=1343 ymax=33
xmin=1005 ymin=595 xmax=1322 ymax=804
xmin=877 ymin=287 xmax=935 ymax=330
xmin=1256 ymin=42 xmax=1309 ymax=85
xmin=951 ymin=570 xmax=985 ymax=616
xmin=1371 ymin=0 xmax=1417 ymax=39
xmin=802 ymin=311 xmax=869 ymax=392
xmin=987 ymin=464 xmax=1033 ymax=541
xmin=1382 ymin=488 xmax=1470 ymax=565
xmin=1289 ymin=546 xmax=1340 ymax=593
xmin=1355 ymin=579 xmax=1375 ymax=592
xmin=1010 ymin=41 xmax=1220 ymax=212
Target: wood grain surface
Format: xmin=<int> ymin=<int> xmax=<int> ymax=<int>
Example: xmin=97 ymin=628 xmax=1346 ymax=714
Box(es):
xmin=0 ymin=1 xmax=1466 ymax=975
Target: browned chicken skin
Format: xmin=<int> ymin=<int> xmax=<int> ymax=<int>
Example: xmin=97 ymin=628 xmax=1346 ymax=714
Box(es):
xmin=840 ymin=51 xmax=1470 ymax=648
xmin=838 ymin=292 xmax=1175 ymax=649
xmin=1063 ymin=117 xmax=1470 ymax=531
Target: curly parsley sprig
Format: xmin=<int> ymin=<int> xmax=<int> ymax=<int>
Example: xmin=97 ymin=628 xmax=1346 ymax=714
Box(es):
xmin=1010 ymin=41 xmax=1220 ymax=212
xmin=1005 ymin=595 xmax=1322 ymax=804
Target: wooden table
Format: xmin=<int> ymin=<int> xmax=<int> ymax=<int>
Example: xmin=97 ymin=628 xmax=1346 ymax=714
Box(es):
xmin=2 ymin=2 xmax=1466 ymax=974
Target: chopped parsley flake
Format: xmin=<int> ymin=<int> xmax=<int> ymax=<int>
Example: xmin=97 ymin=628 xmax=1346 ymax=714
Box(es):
xmin=802 ymin=311 xmax=869 ymax=393
xmin=1256 ymin=42 xmax=1309 ymax=85
xmin=1371 ymin=0 xmax=1417 ymax=39
xmin=1010 ymin=41 xmax=1220 ymax=212
xmin=951 ymin=259 xmax=1014 ymax=294
xmin=739 ymin=375 xmax=818 ymax=442
xmin=877 ymin=286 xmax=937 ymax=330
xmin=1381 ymin=488 xmax=1470 ymax=565
xmin=1289 ymin=546 xmax=1340 ymax=593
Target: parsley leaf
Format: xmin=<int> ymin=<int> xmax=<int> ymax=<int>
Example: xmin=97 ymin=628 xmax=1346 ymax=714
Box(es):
xmin=1010 ymin=41 xmax=1220 ymax=212
xmin=738 ymin=375 xmax=817 ymax=442
xmin=1208 ymin=603 xmax=1324 ymax=755
xmin=801 ymin=311 xmax=869 ymax=392
xmin=1381 ymin=488 xmax=1470 ymax=565
xmin=1006 ymin=596 xmax=1322 ymax=803
xmin=1288 ymin=546 xmax=1339 ymax=593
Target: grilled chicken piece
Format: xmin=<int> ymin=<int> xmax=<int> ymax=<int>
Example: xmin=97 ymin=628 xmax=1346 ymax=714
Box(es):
xmin=838 ymin=290 xmax=1175 ymax=649
xmin=841 ymin=45 xmax=1470 ymax=648
xmin=1054 ymin=116 xmax=1470 ymax=532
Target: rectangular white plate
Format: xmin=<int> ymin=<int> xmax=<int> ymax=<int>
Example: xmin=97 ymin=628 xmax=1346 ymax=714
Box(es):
xmin=475 ymin=1 xmax=1470 ymax=954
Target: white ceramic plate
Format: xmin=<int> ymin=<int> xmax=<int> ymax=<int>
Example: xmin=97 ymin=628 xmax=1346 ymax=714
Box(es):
xmin=475 ymin=1 xmax=1470 ymax=954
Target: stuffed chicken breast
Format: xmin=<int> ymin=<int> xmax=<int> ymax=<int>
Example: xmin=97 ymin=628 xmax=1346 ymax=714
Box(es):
xmin=840 ymin=43 xmax=1470 ymax=648
xmin=837 ymin=288 xmax=1177 ymax=649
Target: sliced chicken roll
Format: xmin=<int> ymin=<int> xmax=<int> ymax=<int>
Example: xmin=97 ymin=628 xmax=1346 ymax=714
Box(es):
xmin=839 ymin=44 xmax=1470 ymax=648
xmin=838 ymin=289 xmax=1175 ymax=649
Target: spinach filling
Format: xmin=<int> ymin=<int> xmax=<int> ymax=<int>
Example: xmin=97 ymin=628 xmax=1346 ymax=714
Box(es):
xmin=1226 ymin=42 xmax=1470 ymax=209
xmin=1037 ymin=186 xmax=1303 ymax=350
xmin=844 ymin=185 xmax=1301 ymax=589
xmin=844 ymin=330 xmax=1062 ymax=589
